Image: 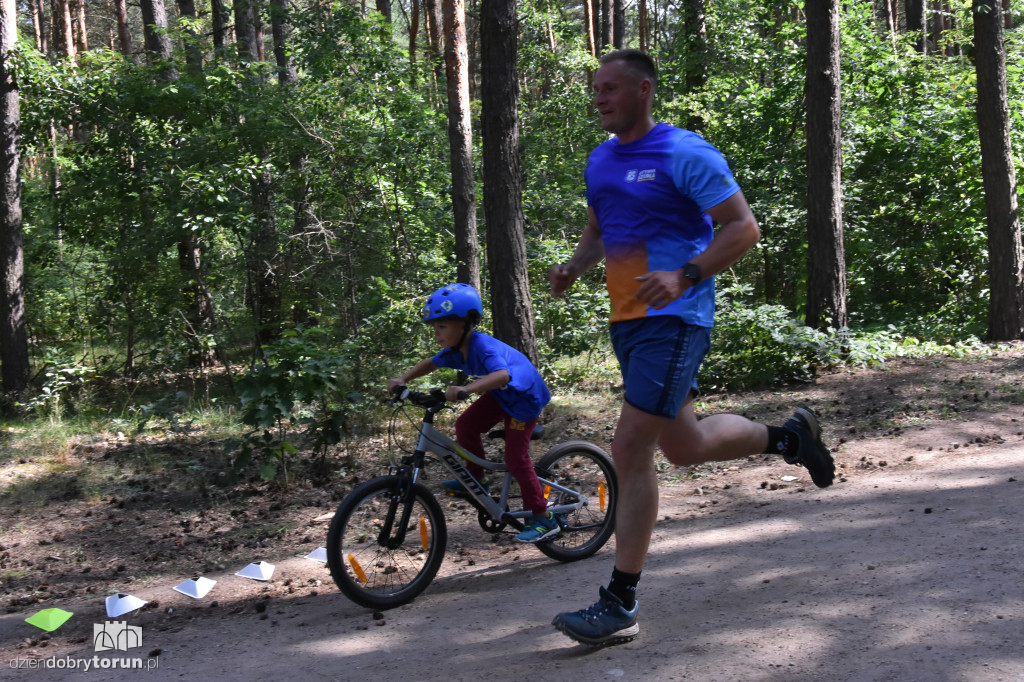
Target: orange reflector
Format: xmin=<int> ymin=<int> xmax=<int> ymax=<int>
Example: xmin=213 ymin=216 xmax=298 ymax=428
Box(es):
xmin=419 ymin=516 xmax=429 ymax=550
xmin=348 ymin=554 xmax=368 ymax=583
xmin=543 ymin=484 xmax=551 ymax=499
xmin=599 ymin=480 xmax=606 ymax=512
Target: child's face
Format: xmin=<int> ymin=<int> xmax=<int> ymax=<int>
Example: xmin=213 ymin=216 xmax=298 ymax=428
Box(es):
xmin=431 ymin=319 xmax=466 ymax=349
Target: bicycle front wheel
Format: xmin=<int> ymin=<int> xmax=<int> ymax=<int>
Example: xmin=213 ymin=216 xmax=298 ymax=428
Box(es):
xmin=326 ymin=476 xmax=447 ymax=609
xmin=534 ymin=441 xmax=617 ymax=562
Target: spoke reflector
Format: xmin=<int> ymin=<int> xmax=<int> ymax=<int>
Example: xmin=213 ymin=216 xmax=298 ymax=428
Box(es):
xmin=544 ymin=484 xmax=551 ymax=499
xmin=599 ymin=480 xmax=606 ymax=511
xmin=419 ymin=516 xmax=428 ymax=549
xmin=348 ymin=554 xmax=368 ymax=583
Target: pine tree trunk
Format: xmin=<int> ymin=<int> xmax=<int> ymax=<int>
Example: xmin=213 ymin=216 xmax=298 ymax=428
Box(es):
xmin=140 ymin=0 xmax=178 ymax=79
xmin=51 ymin=0 xmax=77 ymax=64
xmin=480 ymin=0 xmax=538 ymax=362
xmin=211 ymin=0 xmax=231 ymax=51
xmin=176 ymin=0 xmax=204 ymax=75
xmin=973 ymin=0 xmax=1024 ymax=340
xmin=113 ymin=0 xmax=132 ymax=56
xmin=270 ymin=0 xmax=297 ymax=84
xmin=805 ymin=0 xmax=848 ymax=331
xmin=0 ymin=0 xmax=29 ymax=398
xmin=31 ymin=0 xmax=46 ymax=53
xmin=443 ymin=0 xmax=480 ymax=290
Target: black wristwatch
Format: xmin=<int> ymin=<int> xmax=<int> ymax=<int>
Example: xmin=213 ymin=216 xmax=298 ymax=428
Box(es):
xmin=682 ymin=262 xmax=702 ymax=284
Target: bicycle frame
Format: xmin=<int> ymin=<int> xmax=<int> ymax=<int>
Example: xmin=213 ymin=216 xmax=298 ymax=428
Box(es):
xmin=399 ymin=393 xmax=591 ymax=529
xmin=327 ymin=388 xmax=616 ymax=609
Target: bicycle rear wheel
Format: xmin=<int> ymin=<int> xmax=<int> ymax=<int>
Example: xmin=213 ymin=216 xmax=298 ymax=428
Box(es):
xmin=326 ymin=475 xmax=447 ymax=609
xmin=534 ymin=441 xmax=617 ymax=562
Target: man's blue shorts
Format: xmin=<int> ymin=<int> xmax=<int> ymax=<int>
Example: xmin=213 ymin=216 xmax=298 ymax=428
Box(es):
xmin=610 ymin=316 xmax=712 ymax=419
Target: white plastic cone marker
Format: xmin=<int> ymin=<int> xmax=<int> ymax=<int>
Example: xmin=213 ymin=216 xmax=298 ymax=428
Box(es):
xmin=235 ymin=561 xmax=275 ymax=581
xmin=173 ymin=576 xmax=217 ymax=599
xmin=304 ymin=547 xmax=328 ymax=562
xmin=105 ymin=593 xmax=148 ymax=618
xmin=25 ymin=608 xmax=74 ymax=632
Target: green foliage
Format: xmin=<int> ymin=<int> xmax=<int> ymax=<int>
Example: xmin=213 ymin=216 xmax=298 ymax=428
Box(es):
xmin=8 ymin=0 xmax=1022 ymax=452
xmin=18 ymin=356 xmax=94 ymax=422
xmin=232 ymin=328 xmax=361 ymax=480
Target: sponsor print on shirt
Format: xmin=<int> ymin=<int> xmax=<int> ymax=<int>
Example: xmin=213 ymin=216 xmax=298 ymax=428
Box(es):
xmin=624 ymin=169 xmax=657 ymax=183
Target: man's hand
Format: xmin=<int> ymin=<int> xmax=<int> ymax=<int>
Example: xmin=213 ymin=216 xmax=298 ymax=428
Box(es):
xmin=549 ymin=263 xmax=576 ymax=299
xmin=386 ymin=378 xmax=403 ymax=395
xmin=635 ymin=270 xmax=688 ymax=309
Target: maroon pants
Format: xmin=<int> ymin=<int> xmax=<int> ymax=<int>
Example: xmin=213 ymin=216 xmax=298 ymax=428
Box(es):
xmin=454 ymin=392 xmax=547 ymax=515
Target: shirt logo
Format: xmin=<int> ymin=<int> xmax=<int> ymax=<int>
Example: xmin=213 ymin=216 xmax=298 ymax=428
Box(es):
xmin=638 ymin=169 xmax=656 ymax=181
xmin=625 ymin=169 xmax=637 ymax=182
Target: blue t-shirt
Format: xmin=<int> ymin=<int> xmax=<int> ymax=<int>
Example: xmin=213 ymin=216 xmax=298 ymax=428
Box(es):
xmin=432 ymin=332 xmax=551 ymax=421
xmin=585 ymin=123 xmax=741 ymax=327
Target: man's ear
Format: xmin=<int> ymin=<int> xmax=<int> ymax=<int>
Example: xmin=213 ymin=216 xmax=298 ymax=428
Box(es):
xmin=639 ymin=77 xmax=654 ymax=100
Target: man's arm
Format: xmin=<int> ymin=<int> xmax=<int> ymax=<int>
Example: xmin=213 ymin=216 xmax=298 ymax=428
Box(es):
xmin=634 ymin=191 xmax=760 ymax=309
xmin=550 ymin=207 xmax=606 ymax=298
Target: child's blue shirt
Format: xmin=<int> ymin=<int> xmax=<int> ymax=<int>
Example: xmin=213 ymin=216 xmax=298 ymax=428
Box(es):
xmin=432 ymin=332 xmax=551 ymax=421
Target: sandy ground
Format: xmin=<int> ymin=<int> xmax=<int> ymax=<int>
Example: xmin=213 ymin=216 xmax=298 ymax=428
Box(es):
xmin=2 ymin=354 xmax=1023 ymax=681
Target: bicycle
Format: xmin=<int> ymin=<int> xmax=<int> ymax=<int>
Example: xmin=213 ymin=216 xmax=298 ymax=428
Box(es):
xmin=326 ymin=386 xmax=618 ymax=610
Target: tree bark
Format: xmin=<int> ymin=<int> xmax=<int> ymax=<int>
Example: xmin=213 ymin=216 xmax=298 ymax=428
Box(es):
xmin=600 ymin=0 xmax=610 ymax=52
xmin=638 ymin=0 xmax=649 ymax=52
xmin=0 ymin=0 xmax=29 ymax=397
xmin=234 ymin=0 xmax=260 ymax=64
xmin=31 ymin=0 xmax=46 ymax=54
xmin=582 ymin=0 xmax=596 ymax=59
xmin=237 ymin=0 xmax=281 ymax=351
xmin=211 ymin=0 xmax=231 ymax=52
xmin=409 ymin=0 xmax=419 ymax=77
xmin=270 ymin=0 xmax=297 ymax=84
xmin=140 ymin=0 xmax=178 ymax=79
xmin=51 ymin=0 xmax=76 ymax=64
xmin=443 ymin=0 xmax=480 ymax=290
xmin=424 ymin=0 xmax=443 ymax=88
xmin=612 ymin=0 xmax=623 ymax=48
xmin=176 ymin=0 xmax=204 ymax=76
xmin=480 ymin=0 xmax=538 ymax=362
xmin=973 ymin=0 xmax=1024 ymax=340
xmin=805 ymin=0 xmax=848 ymax=331
xmin=906 ymin=0 xmax=928 ymax=53
xmin=113 ymin=0 xmax=132 ymax=56
xmin=375 ymin=0 xmax=391 ymax=22
xmin=72 ymin=0 xmax=87 ymax=53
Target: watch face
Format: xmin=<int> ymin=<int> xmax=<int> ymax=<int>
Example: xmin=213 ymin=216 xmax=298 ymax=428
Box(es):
xmin=684 ymin=264 xmax=701 ymax=282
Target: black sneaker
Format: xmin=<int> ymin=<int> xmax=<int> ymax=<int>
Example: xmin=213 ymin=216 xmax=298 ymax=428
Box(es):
xmin=552 ymin=587 xmax=639 ymax=647
xmin=782 ymin=406 xmax=835 ymax=488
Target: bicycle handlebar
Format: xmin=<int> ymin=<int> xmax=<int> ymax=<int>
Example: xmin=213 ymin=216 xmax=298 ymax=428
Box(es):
xmin=391 ymin=385 xmax=469 ymax=409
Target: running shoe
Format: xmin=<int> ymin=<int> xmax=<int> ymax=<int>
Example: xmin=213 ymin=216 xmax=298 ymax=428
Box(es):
xmin=782 ymin=406 xmax=835 ymax=488
xmin=551 ymin=587 xmax=639 ymax=647
xmin=515 ymin=512 xmax=559 ymax=543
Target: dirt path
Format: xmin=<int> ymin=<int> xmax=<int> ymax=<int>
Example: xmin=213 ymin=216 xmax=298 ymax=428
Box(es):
xmin=2 ymin=350 xmax=1023 ymax=681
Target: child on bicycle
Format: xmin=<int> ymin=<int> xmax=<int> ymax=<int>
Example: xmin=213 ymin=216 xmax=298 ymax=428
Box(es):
xmin=386 ymin=283 xmax=558 ymax=543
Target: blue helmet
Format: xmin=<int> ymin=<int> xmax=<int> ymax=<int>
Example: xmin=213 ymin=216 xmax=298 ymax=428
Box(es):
xmin=421 ymin=283 xmax=483 ymax=323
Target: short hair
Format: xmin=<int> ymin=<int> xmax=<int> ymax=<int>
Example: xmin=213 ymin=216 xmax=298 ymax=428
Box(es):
xmin=599 ymin=49 xmax=657 ymax=88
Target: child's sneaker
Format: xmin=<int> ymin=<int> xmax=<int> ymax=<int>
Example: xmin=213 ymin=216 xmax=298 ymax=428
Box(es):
xmin=552 ymin=587 xmax=639 ymax=647
xmin=515 ymin=512 xmax=560 ymax=543
xmin=441 ymin=478 xmax=489 ymax=498
xmin=782 ymin=406 xmax=835 ymax=488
